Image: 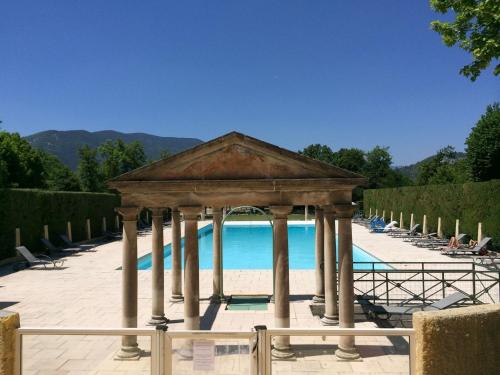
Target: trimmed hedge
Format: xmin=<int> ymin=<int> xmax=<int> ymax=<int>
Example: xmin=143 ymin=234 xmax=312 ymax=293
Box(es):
xmin=0 ymin=189 xmax=121 ymax=259
xmin=363 ymin=180 xmax=500 ymax=249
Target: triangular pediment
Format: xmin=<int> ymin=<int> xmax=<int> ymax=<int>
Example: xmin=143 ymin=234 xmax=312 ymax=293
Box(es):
xmin=110 ymin=132 xmax=364 ymax=182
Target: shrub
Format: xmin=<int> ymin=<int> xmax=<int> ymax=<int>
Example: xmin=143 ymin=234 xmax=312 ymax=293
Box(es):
xmin=364 ymin=180 xmax=500 ymax=249
xmin=0 ymin=189 xmax=120 ymax=259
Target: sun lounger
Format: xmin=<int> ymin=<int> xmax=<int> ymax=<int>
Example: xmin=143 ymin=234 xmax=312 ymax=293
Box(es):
xmin=367 ymin=291 xmax=469 ymax=320
xmin=389 ymin=224 xmax=420 ymax=238
xmin=103 ymin=230 xmax=122 ymax=240
xmin=59 ymin=234 xmax=96 ymax=250
xmin=415 ymin=233 xmax=466 ymax=249
xmin=16 ymin=246 xmax=65 ymax=269
xmin=41 ymin=238 xmax=81 ymax=256
xmin=442 ymin=237 xmax=492 ymax=256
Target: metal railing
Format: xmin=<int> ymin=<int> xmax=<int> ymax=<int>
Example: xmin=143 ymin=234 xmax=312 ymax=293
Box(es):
xmin=353 ymin=261 xmax=499 ymax=305
xmin=15 ymin=326 xmax=416 ymax=375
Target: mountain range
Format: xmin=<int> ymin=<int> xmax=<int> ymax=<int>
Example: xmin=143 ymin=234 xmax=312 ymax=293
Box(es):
xmin=25 ymin=130 xmax=203 ymax=170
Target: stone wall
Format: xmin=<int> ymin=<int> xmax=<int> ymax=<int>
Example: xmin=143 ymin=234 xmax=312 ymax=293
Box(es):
xmin=413 ymin=303 xmax=500 ymax=375
xmin=0 ymin=311 xmax=20 ymax=375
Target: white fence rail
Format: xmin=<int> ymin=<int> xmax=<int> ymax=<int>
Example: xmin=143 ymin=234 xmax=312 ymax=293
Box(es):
xmin=15 ymin=326 xmax=416 ymax=375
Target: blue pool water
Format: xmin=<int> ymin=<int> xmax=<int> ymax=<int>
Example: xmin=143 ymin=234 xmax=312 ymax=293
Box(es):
xmin=138 ymin=224 xmax=387 ymax=270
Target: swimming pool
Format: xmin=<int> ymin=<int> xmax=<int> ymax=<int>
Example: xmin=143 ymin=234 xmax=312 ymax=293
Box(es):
xmin=138 ymin=223 xmax=387 ymax=270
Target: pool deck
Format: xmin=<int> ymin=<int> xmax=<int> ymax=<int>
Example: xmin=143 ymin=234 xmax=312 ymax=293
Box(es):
xmin=1 ymin=220 xmax=493 ymax=374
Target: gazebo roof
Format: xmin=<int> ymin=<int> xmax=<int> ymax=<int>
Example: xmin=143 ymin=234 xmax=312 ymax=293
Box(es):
xmin=108 ymin=132 xmax=367 ymax=207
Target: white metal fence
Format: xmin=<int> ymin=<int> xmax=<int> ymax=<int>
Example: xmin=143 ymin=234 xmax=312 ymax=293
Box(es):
xmin=15 ymin=326 xmax=416 ymax=374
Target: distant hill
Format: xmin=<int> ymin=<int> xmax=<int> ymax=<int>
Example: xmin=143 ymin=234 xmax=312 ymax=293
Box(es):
xmin=25 ymin=130 xmax=203 ymax=170
xmin=395 ymin=152 xmax=466 ymax=181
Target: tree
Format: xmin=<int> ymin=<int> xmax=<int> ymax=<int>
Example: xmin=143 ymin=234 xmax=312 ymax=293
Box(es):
xmin=430 ymin=0 xmax=500 ymax=81
xmin=331 ymin=148 xmax=366 ymax=173
xmin=298 ymin=144 xmax=335 ymax=164
xmin=0 ymin=131 xmax=45 ymax=188
xmin=465 ymin=102 xmax=500 ymax=181
xmin=99 ymin=139 xmax=147 ymax=180
xmin=363 ymin=146 xmax=393 ymax=189
xmin=122 ymin=141 xmax=146 ymax=172
xmin=40 ymin=152 xmax=81 ymax=191
xmin=416 ymin=146 xmax=461 ymax=185
xmin=77 ymin=145 xmax=103 ymax=192
xmin=160 ymin=149 xmax=172 ymax=159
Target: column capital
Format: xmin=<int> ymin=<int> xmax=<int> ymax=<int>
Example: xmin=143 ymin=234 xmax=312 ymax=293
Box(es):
xmin=150 ymin=208 xmax=165 ymax=217
xmin=335 ymin=203 xmax=357 ymax=219
xmin=269 ymin=205 xmax=293 ymax=219
xmin=323 ymin=205 xmax=336 ymax=216
xmin=179 ymin=206 xmax=203 ymax=220
xmin=116 ymin=206 xmax=139 ymax=221
xmin=212 ymin=207 xmax=223 ymax=219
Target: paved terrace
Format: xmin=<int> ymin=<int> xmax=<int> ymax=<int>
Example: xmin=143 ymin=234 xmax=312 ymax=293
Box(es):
xmin=1 ymin=222 xmax=494 ymax=374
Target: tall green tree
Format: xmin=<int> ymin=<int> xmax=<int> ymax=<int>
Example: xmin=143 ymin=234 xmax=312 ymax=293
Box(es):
xmin=416 ymin=146 xmax=464 ymax=185
xmin=363 ymin=146 xmax=393 ymax=189
xmin=298 ymin=144 xmax=335 ymax=164
xmin=99 ymin=139 xmax=147 ymax=180
xmin=0 ymin=131 xmax=45 ymax=188
xmin=40 ymin=152 xmax=81 ymax=191
xmin=430 ymin=0 xmax=500 ymax=81
xmin=332 ymin=148 xmax=366 ymax=173
xmin=465 ymin=102 xmax=500 ymax=181
xmin=77 ymin=145 xmax=103 ymax=192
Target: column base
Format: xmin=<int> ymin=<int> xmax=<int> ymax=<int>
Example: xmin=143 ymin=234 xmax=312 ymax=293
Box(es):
xmin=114 ymin=344 xmax=141 ymax=361
xmin=335 ymin=346 xmax=361 ymax=361
xmin=169 ymin=294 xmax=184 ymax=303
xmin=147 ymin=315 xmax=168 ymax=326
xmin=271 ymin=345 xmax=295 ymax=359
xmin=312 ymin=295 xmax=325 ymax=304
xmin=210 ymin=294 xmax=227 ymax=303
xmin=320 ymin=314 xmax=339 ymax=326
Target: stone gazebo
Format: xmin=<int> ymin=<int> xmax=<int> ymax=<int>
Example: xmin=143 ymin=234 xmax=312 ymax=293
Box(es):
xmin=108 ymin=132 xmax=366 ymax=359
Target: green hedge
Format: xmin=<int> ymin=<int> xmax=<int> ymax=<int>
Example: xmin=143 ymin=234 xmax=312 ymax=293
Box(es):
xmin=363 ymin=180 xmax=500 ymax=249
xmin=0 ymin=189 xmax=121 ymax=259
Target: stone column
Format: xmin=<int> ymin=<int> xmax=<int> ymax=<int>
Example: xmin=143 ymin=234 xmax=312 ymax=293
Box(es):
xmin=116 ymin=206 xmax=140 ymax=360
xmin=149 ymin=208 xmax=167 ymax=325
xmin=335 ymin=204 xmax=360 ymax=360
xmin=270 ymin=205 xmax=294 ymax=359
xmin=180 ymin=206 xmax=202 ymax=330
xmin=170 ymin=208 xmax=183 ymax=302
xmin=211 ymin=207 xmax=224 ymax=302
xmin=313 ymin=206 xmax=325 ymax=303
xmin=321 ymin=206 xmax=338 ymax=325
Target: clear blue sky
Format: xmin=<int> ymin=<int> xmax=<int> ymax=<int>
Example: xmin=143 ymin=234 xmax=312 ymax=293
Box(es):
xmin=1 ymin=1 xmax=498 ymax=165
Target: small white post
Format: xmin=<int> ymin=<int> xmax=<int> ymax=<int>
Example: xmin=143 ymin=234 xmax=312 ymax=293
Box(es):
xmin=200 ymin=207 xmax=206 ymax=221
xmin=422 ymin=215 xmax=428 ymax=235
xmin=115 ymin=215 xmax=120 ymax=230
xmin=86 ymin=219 xmax=92 ymax=240
xmin=437 ymin=217 xmax=443 ymax=238
xmin=382 ymin=210 xmax=385 ymax=221
xmin=15 ymin=228 xmax=21 ymax=247
xmin=455 ymin=219 xmax=460 ymax=238
xmin=369 ymin=207 xmax=372 ymax=217
xmin=375 ymin=209 xmax=378 ymax=217
xmin=400 ymin=212 xmax=404 ymax=229
xmin=477 ymin=222 xmax=483 ymax=242
xmin=67 ymin=221 xmax=72 ymax=242
xmin=390 ymin=211 xmax=394 ymax=222
xmin=305 ymin=205 xmax=309 ymax=221
xmin=410 ymin=213 xmax=414 ymax=229
xmin=43 ymin=225 xmax=49 ymax=240
xmin=102 ymin=217 xmax=107 ymax=234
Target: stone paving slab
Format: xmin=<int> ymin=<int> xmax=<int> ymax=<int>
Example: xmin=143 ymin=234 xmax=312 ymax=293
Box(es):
xmin=1 ymin=220 xmax=487 ymax=374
